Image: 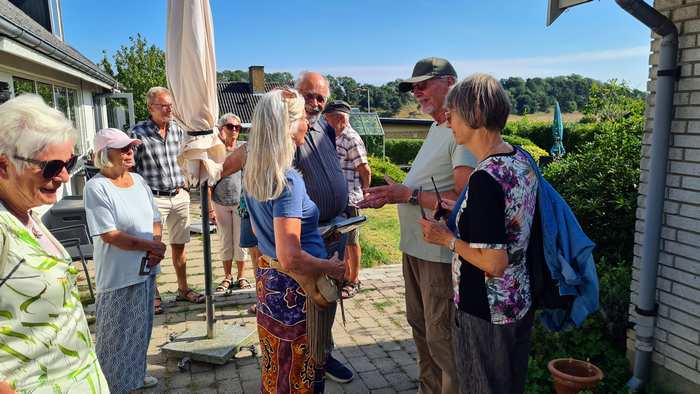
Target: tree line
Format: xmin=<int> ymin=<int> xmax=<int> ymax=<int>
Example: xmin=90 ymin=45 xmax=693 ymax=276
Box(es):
xmin=100 ymin=35 xmax=644 ymax=120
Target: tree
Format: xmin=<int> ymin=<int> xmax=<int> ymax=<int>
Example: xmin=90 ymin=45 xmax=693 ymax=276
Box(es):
xmin=101 ymin=34 xmax=167 ymax=121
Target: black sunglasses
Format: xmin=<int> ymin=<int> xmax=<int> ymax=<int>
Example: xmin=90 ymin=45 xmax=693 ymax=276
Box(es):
xmin=224 ymin=123 xmax=241 ymax=131
xmin=14 ymin=154 xmax=78 ymax=179
xmin=115 ymin=144 xmax=136 ymax=154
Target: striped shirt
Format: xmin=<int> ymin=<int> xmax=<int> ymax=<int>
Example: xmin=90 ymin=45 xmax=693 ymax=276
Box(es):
xmin=336 ymin=126 xmax=368 ymax=205
xmin=294 ymin=120 xmax=348 ymax=223
xmin=130 ymin=118 xmax=185 ymax=192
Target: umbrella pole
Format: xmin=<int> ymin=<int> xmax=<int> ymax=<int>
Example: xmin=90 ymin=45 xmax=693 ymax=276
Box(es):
xmin=201 ymin=183 xmax=215 ymax=338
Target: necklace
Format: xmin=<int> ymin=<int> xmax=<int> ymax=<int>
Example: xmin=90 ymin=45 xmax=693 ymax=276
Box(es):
xmin=28 ymin=218 xmax=43 ymax=239
xmin=482 ymin=140 xmax=506 ymax=161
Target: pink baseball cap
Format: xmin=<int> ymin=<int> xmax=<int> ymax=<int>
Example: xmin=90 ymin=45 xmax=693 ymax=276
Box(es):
xmin=94 ymin=128 xmax=142 ymax=152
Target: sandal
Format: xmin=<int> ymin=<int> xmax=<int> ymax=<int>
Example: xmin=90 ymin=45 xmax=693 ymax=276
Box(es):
xmin=236 ymin=278 xmax=252 ymax=289
xmin=216 ymin=278 xmax=233 ymax=292
xmin=175 ymin=288 xmax=205 ymax=304
xmin=341 ymin=281 xmax=361 ymax=299
xmin=154 ymin=296 xmax=164 ymax=315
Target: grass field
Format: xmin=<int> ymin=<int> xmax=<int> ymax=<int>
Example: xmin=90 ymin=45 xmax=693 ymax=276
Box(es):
xmin=359 ymin=205 xmax=402 ymax=267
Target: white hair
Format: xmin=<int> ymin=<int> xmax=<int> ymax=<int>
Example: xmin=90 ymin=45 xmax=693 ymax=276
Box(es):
xmin=146 ymin=86 xmax=171 ymax=105
xmin=243 ymin=89 xmax=305 ymax=201
xmin=294 ymin=71 xmax=329 ymax=92
xmin=0 ymin=94 xmax=76 ymax=170
xmin=217 ymin=112 xmax=241 ymax=128
xmin=93 ymin=148 xmax=114 ymax=170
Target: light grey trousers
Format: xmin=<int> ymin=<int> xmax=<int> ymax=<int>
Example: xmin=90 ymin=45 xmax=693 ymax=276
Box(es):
xmin=452 ymin=308 xmax=535 ymax=394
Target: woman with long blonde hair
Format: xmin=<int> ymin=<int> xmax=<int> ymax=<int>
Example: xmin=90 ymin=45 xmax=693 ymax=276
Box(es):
xmin=244 ymin=89 xmax=345 ymax=393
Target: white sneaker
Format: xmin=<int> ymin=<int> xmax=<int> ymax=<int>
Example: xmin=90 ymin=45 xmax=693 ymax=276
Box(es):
xmin=142 ymin=375 xmax=158 ymax=389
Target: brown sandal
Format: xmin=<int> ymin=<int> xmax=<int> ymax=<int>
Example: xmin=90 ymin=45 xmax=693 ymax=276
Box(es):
xmin=236 ymin=278 xmax=252 ymax=289
xmin=216 ymin=278 xmax=233 ymax=292
xmin=154 ymin=296 xmax=164 ymax=315
xmin=176 ymin=288 xmax=205 ymax=304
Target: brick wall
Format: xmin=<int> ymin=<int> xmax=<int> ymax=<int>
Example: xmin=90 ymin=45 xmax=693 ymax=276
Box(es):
xmin=628 ymin=0 xmax=700 ymax=387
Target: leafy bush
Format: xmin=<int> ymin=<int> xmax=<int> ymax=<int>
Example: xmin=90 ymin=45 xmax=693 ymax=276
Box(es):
xmin=361 ymin=135 xmax=385 ymax=158
xmin=368 ymin=156 xmax=406 ymax=186
xmin=385 ymin=138 xmax=423 ymax=165
xmin=504 ymin=118 xmax=598 ymax=155
xmin=503 ymin=135 xmax=549 ymax=163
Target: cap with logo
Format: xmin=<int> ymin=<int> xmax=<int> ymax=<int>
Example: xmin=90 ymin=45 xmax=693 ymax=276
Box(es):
xmin=398 ymin=57 xmax=457 ymax=93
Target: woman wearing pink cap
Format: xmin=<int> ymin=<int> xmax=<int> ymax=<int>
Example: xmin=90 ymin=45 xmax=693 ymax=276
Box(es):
xmin=84 ymin=128 xmax=166 ymax=392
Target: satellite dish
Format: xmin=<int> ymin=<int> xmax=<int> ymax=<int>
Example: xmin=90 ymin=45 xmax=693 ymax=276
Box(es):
xmin=547 ymin=0 xmax=593 ymax=26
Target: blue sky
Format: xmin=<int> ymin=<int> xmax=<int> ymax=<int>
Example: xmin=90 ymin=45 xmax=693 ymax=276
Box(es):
xmin=62 ymin=0 xmax=651 ymax=89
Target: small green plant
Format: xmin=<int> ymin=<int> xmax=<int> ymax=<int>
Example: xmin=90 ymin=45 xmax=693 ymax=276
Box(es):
xmin=368 ymin=156 xmax=406 ymax=186
xmin=385 ymin=138 xmax=423 ymax=165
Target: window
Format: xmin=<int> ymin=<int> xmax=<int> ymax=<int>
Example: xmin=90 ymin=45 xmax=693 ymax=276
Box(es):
xmin=37 ymin=82 xmax=54 ymax=107
xmin=12 ymin=77 xmax=35 ymax=95
xmin=12 ymin=76 xmax=80 ymax=129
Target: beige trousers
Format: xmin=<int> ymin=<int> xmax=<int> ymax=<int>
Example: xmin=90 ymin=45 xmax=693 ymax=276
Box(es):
xmin=403 ymin=253 xmax=458 ymax=394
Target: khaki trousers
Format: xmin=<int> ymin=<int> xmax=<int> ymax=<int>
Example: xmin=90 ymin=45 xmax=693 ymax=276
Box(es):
xmin=403 ymin=253 xmax=458 ymax=394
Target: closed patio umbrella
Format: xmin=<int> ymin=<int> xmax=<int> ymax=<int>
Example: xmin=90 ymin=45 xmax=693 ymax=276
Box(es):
xmin=166 ymin=0 xmax=223 ymax=338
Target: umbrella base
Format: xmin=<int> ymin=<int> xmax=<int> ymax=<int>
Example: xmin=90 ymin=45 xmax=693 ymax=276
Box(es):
xmin=162 ymin=321 xmax=257 ymax=365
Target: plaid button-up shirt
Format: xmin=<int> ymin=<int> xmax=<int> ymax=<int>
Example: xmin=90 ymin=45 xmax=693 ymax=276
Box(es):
xmin=336 ymin=126 xmax=368 ymax=206
xmin=130 ymin=118 xmax=185 ymax=192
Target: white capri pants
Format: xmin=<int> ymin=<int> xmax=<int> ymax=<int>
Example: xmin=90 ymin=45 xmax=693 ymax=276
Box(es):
xmin=212 ymin=202 xmax=249 ymax=261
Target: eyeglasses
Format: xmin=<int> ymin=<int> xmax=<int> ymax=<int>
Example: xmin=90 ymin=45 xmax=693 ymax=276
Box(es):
xmin=14 ymin=154 xmax=78 ymax=179
xmin=117 ymin=145 xmax=136 ymax=154
xmin=224 ymin=123 xmax=241 ymax=132
xmin=303 ymin=93 xmax=327 ymax=104
xmin=151 ymin=103 xmax=173 ymax=110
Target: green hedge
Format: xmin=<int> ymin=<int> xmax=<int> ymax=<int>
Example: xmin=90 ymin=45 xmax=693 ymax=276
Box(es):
xmin=504 ymin=118 xmax=598 ymax=154
xmin=503 ymin=135 xmax=549 ymax=164
xmin=368 ymin=155 xmax=406 ymax=186
xmin=385 ymin=138 xmax=423 ymax=165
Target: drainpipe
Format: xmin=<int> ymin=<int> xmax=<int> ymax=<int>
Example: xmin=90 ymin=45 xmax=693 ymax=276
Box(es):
xmin=615 ymin=0 xmax=678 ymax=391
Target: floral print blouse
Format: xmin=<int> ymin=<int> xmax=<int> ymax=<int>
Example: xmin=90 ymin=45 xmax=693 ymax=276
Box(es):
xmin=0 ymin=203 xmax=108 ymax=393
xmin=452 ymin=148 xmax=538 ymax=324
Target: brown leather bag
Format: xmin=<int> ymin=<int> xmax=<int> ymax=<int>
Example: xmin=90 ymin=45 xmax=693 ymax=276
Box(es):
xmin=262 ymin=255 xmax=339 ymax=309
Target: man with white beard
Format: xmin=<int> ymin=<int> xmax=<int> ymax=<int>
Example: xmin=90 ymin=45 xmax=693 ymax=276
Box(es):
xmin=359 ymin=58 xmax=477 ymax=394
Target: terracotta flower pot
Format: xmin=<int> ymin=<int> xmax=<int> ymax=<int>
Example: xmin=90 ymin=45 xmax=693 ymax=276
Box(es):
xmin=547 ymin=358 xmax=604 ymax=394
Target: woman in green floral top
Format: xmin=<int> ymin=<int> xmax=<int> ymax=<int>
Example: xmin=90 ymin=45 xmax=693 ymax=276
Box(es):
xmin=0 ymin=95 xmax=108 ymax=393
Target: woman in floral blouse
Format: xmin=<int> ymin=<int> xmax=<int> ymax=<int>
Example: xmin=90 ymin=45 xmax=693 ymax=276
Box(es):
xmin=420 ymin=74 xmax=538 ymax=394
xmin=0 ymin=95 xmax=108 ymax=393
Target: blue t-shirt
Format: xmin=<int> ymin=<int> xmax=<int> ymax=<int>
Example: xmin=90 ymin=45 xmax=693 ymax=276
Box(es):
xmin=84 ymin=173 xmax=161 ymax=293
xmin=245 ymin=169 xmax=327 ymax=260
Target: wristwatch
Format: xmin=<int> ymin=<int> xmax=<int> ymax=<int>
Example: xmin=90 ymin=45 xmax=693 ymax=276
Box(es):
xmin=408 ymin=189 xmax=420 ymax=205
xmin=448 ymin=237 xmax=458 ymax=252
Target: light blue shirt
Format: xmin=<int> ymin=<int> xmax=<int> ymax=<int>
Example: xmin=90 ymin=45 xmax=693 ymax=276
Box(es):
xmin=84 ymin=173 xmax=161 ymax=293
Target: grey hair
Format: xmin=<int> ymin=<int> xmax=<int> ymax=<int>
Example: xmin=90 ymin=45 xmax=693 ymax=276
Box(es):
xmin=295 ymin=71 xmax=329 ymax=91
xmin=216 ymin=113 xmax=241 ymax=128
xmin=146 ymin=86 xmax=171 ymax=105
xmin=0 ymin=94 xmax=76 ymax=170
xmin=243 ymin=89 xmax=305 ymax=201
xmin=446 ymin=73 xmax=511 ymax=132
xmin=93 ymin=148 xmax=114 ymax=170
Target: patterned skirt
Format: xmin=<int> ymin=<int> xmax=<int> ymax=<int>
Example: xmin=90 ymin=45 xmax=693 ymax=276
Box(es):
xmin=95 ymin=275 xmax=155 ymax=394
xmin=256 ymin=257 xmax=324 ymax=393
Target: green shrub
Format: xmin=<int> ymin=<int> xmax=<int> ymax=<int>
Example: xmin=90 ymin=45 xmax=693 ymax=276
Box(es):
xmin=385 ymin=138 xmax=423 ymax=165
xmin=503 ymin=135 xmax=549 ymax=163
xmin=361 ymin=135 xmax=385 ymax=157
xmin=368 ymin=156 xmax=406 ymax=186
xmin=504 ymin=118 xmax=599 ymax=154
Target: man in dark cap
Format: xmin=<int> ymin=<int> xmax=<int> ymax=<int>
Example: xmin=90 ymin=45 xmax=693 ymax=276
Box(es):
xmin=324 ymin=101 xmax=370 ymax=299
xmin=360 ymin=58 xmax=477 ymax=394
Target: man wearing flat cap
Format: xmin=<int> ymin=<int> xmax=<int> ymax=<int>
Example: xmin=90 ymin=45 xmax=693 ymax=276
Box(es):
xmin=324 ymin=101 xmax=371 ymax=299
xmin=360 ymin=57 xmax=476 ymax=394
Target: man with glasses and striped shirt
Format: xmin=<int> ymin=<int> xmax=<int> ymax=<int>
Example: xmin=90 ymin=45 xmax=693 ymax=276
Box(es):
xmin=130 ymin=86 xmax=204 ymax=314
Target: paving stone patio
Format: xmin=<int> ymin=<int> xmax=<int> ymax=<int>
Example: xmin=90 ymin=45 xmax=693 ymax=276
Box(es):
xmin=78 ymin=194 xmax=418 ymax=393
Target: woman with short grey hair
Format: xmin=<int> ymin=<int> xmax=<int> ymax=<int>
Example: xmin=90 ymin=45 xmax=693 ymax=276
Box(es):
xmin=208 ymin=112 xmax=251 ymax=292
xmin=420 ymin=73 xmax=538 ymax=393
xmin=84 ymin=127 xmax=166 ymax=392
xmin=0 ymin=94 xmax=109 ymax=392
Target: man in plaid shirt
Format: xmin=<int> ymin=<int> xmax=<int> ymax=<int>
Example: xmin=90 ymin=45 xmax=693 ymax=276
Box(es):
xmin=324 ymin=100 xmax=371 ymax=299
xmin=130 ymin=87 xmax=204 ymax=313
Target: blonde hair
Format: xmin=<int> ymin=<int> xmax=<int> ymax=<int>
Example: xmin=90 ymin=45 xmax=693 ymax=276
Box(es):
xmin=0 ymin=94 xmax=76 ymax=170
xmin=446 ymin=73 xmax=511 ymax=132
xmin=93 ymin=148 xmax=113 ymax=169
xmin=243 ymin=89 xmax=305 ymax=200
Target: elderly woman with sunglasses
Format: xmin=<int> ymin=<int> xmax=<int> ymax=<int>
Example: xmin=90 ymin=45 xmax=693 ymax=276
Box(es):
xmin=83 ymin=128 xmax=166 ymax=393
xmin=420 ymin=74 xmax=538 ymax=393
xmin=244 ymin=89 xmax=345 ymax=393
xmin=207 ymin=113 xmax=252 ymax=292
xmin=0 ymin=95 xmax=108 ymax=393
